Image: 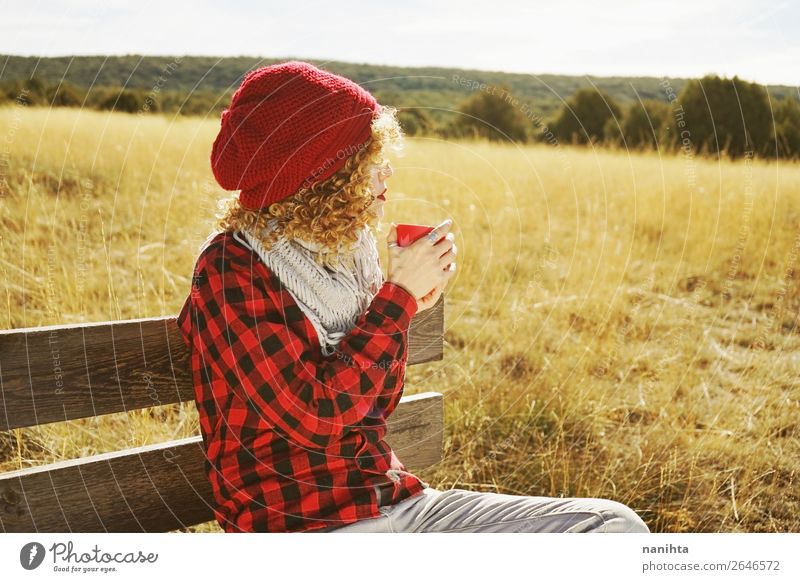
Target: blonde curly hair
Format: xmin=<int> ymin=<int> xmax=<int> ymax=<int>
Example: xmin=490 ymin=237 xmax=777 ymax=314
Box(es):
xmin=215 ymin=105 xmax=404 ymax=270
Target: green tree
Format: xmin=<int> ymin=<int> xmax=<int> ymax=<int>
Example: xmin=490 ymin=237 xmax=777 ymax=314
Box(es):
xmin=673 ymin=74 xmax=772 ymax=159
xmin=775 ymin=96 xmax=800 ymax=160
xmin=3 ymin=77 xmax=48 ymax=105
xmin=450 ymin=84 xmax=528 ymax=142
xmin=552 ymin=88 xmax=622 ymax=145
xmin=47 ymin=82 xmax=83 ymax=107
xmin=605 ymin=99 xmax=671 ymax=150
xmin=99 ymin=88 xmax=145 ymax=113
xmin=397 ymin=108 xmax=434 ymax=136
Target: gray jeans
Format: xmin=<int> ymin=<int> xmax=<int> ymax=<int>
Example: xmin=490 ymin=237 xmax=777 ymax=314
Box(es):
xmin=321 ymin=486 xmax=650 ymax=533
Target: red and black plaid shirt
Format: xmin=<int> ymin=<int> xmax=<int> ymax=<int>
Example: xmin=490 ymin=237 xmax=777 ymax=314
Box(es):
xmin=176 ymin=230 xmax=428 ymax=532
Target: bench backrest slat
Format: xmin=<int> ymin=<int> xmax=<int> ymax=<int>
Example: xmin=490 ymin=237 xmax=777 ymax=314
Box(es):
xmin=0 ymin=295 xmax=443 ymax=431
xmin=0 ymin=392 xmax=443 ymax=532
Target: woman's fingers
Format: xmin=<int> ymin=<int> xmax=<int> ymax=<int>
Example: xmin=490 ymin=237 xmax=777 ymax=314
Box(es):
xmin=439 ymin=249 xmax=457 ymax=269
xmin=410 ymin=220 xmax=451 ymax=250
xmin=433 ymin=240 xmax=454 ymax=262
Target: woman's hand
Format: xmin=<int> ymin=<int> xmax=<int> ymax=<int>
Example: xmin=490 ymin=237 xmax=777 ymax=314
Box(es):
xmin=385 ymin=220 xmax=457 ymax=313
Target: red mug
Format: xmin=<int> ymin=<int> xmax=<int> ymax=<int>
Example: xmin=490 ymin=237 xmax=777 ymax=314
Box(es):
xmin=396 ymin=223 xmax=445 ymax=247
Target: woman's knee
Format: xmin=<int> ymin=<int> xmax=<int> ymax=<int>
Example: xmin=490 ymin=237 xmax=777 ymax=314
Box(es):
xmin=595 ymin=499 xmax=650 ymax=533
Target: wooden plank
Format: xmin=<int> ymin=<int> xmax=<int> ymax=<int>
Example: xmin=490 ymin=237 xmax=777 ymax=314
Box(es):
xmin=0 ymin=392 xmax=444 ymax=533
xmin=407 ymin=293 xmax=445 ymax=366
xmin=0 ymin=294 xmax=443 ymax=431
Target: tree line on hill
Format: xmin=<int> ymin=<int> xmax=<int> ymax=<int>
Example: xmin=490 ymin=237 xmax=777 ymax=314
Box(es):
xmin=2 ymin=70 xmax=797 ymax=160
xmin=446 ymin=75 xmax=800 ymax=160
xmin=0 ymin=76 xmax=226 ymax=117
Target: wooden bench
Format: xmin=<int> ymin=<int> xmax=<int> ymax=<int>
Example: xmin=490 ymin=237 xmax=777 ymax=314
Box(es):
xmin=0 ymin=295 xmax=445 ymax=532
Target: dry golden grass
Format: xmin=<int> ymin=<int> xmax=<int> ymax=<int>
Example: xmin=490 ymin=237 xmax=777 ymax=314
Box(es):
xmin=2 ymin=105 xmax=799 ymax=533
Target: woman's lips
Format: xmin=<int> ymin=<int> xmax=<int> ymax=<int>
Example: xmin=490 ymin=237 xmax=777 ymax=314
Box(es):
xmin=376 ymin=187 xmax=387 ymax=201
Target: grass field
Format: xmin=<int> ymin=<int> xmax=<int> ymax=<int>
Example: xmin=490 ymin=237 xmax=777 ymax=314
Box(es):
xmin=1 ymin=105 xmax=799 ymax=532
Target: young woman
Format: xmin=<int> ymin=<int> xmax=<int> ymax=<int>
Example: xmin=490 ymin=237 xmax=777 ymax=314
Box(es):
xmin=177 ymin=61 xmax=649 ymax=534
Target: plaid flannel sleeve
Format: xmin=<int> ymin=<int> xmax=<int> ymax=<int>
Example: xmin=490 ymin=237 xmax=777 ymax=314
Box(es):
xmin=193 ymin=245 xmax=419 ymax=450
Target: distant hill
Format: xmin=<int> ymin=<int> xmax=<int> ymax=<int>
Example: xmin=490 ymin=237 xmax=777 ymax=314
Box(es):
xmin=2 ymin=54 xmax=796 ymax=123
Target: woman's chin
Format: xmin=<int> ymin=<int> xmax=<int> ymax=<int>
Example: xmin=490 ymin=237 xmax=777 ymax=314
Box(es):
xmin=365 ymin=205 xmax=384 ymax=229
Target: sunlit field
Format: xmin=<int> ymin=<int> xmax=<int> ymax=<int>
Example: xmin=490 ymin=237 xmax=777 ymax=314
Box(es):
xmin=2 ymin=106 xmax=799 ymax=532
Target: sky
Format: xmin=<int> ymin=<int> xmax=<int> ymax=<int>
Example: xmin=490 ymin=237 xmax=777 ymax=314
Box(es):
xmin=1 ymin=0 xmax=798 ymax=86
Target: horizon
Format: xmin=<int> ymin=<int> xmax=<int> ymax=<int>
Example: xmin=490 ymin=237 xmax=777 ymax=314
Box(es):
xmin=2 ymin=52 xmax=796 ymax=91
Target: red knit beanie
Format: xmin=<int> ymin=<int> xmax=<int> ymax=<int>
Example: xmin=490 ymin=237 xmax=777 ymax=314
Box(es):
xmin=210 ymin=60 xmax=381 ymax=211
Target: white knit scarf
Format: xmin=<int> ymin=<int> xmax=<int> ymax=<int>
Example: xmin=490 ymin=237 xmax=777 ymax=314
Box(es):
xmin=232 ymin=218 xmax=384 ymax=357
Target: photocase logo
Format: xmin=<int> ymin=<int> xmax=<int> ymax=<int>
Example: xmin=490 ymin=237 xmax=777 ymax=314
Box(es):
xmin=20 ymin=542 xmax=46 ymax=570
xmin=15 ymin=540 xmax=158 ymax=574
